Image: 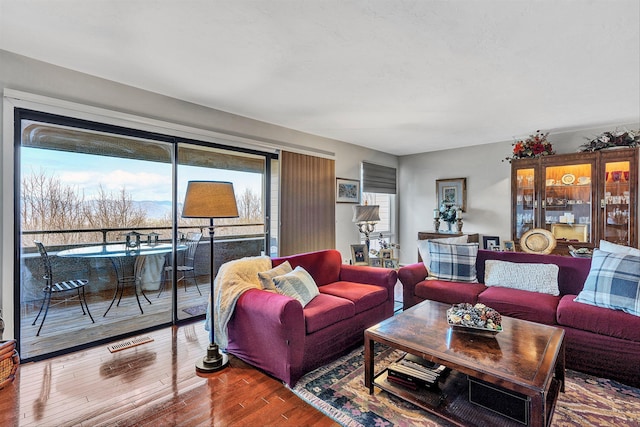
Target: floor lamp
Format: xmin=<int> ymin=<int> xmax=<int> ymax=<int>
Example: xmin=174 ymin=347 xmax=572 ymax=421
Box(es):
xmin=182 ymin=180 xmax=239 ymax=373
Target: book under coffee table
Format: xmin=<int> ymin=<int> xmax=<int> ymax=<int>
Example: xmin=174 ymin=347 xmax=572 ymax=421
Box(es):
xmin=364 ymin=299 xmax=565 ymax=427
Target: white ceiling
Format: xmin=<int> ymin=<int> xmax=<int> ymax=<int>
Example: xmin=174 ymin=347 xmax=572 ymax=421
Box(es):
xmin=1 ymin=1 xmax=638 ymax=156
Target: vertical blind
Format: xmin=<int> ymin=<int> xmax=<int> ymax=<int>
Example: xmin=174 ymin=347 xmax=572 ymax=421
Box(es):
xmin=279 ymin=151 xmax=335 ymax=255
xmin=362 ymin=162 xmax=397 ymax=194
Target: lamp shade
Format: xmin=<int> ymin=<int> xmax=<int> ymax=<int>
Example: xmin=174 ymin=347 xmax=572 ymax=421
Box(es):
xmin=182 ymin=181 xmax=239 ymax=219
xmin=352 ymin=205 xmax=380 ymax=223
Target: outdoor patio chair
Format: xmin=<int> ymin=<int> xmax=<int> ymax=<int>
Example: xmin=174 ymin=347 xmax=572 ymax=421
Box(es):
xmin=158 ymin=232 xmax=202 ymax=297
xmin=32 ymin=241 xmax=94 ymax=336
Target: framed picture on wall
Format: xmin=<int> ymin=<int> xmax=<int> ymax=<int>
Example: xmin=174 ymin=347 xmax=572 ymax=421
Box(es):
xmin=336 ymin=178 xmax=360 ymax=203
xmin=350 ymin=244 xmax=369 ymax=265
xmin=436 ymin=177 xmax=467 ymax=211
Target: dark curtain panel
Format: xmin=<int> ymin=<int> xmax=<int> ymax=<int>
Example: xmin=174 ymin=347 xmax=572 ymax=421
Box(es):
xmin=279 ymin=151 xmax=335 ymax=255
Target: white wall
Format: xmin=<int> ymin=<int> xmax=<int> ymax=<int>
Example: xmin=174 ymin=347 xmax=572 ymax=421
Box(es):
xmin=0 ymin=49 xmax=397 ymax=338
xmin=398 ymin=123 xmax=640 ymax=266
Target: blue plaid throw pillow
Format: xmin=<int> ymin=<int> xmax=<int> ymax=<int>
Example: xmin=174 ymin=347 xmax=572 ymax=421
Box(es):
xmin=575 ymin=249 xmax=640 ymax=317
xmin=428 ymin=241 xmax=479 ymax=283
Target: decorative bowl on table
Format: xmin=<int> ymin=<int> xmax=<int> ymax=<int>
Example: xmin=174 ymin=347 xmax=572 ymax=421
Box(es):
xmin=446 ymin=303 xmax=503 ymax=334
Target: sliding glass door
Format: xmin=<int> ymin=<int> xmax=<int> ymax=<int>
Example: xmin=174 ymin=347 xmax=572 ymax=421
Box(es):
xmin=16 ymin=109 xmax=275 ymax=361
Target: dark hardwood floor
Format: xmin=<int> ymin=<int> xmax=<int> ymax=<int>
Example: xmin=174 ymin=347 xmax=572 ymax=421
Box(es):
xmin=0 ymin=322 xmax=338 ymax=427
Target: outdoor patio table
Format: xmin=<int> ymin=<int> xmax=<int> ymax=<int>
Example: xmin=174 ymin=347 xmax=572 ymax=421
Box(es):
xmin=58 ymin=243 xmax=186 ymax=316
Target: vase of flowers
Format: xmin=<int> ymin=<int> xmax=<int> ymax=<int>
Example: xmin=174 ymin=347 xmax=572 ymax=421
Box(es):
xmin=439 ymin=202 xmax=458 ymax=231
xmin=504 ymin=130 xmax=555 ymax=162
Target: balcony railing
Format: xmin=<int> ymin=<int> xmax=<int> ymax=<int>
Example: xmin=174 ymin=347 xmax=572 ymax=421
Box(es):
xmin=20 ymin=224 xmax=269 ymax=304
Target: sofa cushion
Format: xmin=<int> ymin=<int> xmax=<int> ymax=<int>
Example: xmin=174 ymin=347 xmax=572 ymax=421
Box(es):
xmin=415 ymin=280 xmax=487 ymax=305
xmin=477 ymin=286 xmax=561 ymax=324
xmin=484 ymin=260 xmax=560 ymax=296
xmin=303 ymin=293 xmax=355 ymax=334
xmin=258 ymin=261 xmax=292 ymax=291
xmin=418 ymin=235 xmax=468 ymax=267
xmin=273 ymin=266 xmax=319 ymax=307
xmin=273 ymin=249 xmax=342 ymax=286
xmin=574 ymin=249 xmax=640 ymax=317
xmin=320 ymin=281 xmax=388 ymax=314
xmin=428 ymin=241 xmax=479 ymax=283
xmin=557 ymin=295 xmax=640 ymax=342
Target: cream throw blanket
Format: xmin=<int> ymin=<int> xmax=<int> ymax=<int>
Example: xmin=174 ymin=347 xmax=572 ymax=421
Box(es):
xmin=207 ymin=255 xmax=272 ymax=349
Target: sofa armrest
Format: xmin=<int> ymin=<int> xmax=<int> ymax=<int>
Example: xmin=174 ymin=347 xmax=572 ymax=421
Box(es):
xmin=398 ymin=262 xmax=428 ymax=309
xmin=227 ymin=289 xmax=306 ymax=384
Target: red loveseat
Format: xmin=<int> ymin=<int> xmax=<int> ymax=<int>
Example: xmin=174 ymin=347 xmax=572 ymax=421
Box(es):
xmin=399 ymin=249 xmax=640 ymax=387
xmin=225 ymin=249 xmax=397 ymax=386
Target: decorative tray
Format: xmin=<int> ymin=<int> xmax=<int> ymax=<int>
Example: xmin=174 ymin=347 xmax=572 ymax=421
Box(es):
xmin=446 ymin=303 xmax=503 ymax=335
xmin=447 ymin=320 xmax=503 ymax=335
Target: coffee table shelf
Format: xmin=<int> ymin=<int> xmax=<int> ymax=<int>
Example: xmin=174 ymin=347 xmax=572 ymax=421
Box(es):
xmin=374 ymin=367 xmax=561 ymax=427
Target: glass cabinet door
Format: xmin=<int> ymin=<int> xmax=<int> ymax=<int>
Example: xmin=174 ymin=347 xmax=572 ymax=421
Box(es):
xmin=515 ymin=168 xmax=536 ymax=239
xmin=543 ymin=164 xmax=592 ymax=244
xmin=603 ymin=160 xmax=631 ymax=245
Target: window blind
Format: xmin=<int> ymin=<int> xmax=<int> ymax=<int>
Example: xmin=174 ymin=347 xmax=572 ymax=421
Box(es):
xmin=362 ymin=162 xmax=397 ymax=194
xmin=279 ymin=151 xmax=335 ymax=255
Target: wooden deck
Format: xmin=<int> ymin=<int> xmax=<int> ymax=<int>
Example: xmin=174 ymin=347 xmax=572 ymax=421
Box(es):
xmin=19 ymin=279 xmax=209 ymax=360
xmin=0 ymin=323 xmax=337 ymax=427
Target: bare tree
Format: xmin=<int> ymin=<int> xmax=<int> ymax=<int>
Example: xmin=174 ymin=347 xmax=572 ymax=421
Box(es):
xmin=21 ymin=169 xmax=86 ymax=246
xmin=236 ymin=188 xmax=262 ymax=223
xmin=85 ymin=185 xmax=147 ymax=229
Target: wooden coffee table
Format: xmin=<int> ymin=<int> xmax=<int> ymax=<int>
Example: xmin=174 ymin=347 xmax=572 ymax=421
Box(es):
xmin=364 ymin=299 xmax=565 ymax=427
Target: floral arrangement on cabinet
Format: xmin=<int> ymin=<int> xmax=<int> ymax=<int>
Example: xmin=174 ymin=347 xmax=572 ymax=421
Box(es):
xmin=579 ymin=129 xmax=639 ymax=152
xmin=504 ymin=130 xmax=555 ymax=162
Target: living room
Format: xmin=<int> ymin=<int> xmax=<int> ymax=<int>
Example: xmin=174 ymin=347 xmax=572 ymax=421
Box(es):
xmin=1 ymin=1 xmax=639 ymax=425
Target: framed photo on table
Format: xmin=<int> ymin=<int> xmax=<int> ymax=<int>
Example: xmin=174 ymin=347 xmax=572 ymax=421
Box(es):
xmin=379 ymin=249 xmax=393 ymax=259
xmin=504 ymin=241 xmax=516 ymax=252
xmin=383 ymin=258 xmax=399 ymax=269
xmin=436 ymin=177 xmax=467 ymax=211
xmin=369 ymin=258 xmax=382 ymax=267
xmin=336 ymin=178 xmax=360 ymax=203
xmin=351 ymin=244 xmax=369 ymax=265
xmin=482 ymin=236 xmax=500 ymax=250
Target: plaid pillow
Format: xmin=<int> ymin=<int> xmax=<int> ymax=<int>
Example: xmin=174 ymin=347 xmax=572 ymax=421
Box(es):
xmin=428 ymin=241 xmax=479 ymax=283
xmin=575 ymin=249 xmax=640 ymax=317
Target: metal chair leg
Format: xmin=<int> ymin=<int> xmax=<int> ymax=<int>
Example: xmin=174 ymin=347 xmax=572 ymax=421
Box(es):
xmin=35 ymin=292 xmax=52 ymax=337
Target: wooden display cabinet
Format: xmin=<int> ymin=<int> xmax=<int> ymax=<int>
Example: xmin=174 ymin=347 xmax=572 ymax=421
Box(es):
xmin=511 ymin=148 xmax=638 ymax=254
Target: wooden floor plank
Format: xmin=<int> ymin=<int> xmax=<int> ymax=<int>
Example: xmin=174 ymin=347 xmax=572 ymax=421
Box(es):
xmin=0 ymin=322 xmax=338 ymax=427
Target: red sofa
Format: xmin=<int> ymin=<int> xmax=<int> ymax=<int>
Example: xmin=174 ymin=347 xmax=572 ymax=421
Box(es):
xmin=225 ymin=249 xmax=397 ymax=386
xmin=399 ymin=249 xmax=640 ymax=387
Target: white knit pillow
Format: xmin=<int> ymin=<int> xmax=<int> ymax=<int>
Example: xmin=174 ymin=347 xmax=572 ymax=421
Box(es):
xmin=484 ymin=260 xmax=560 ymax=296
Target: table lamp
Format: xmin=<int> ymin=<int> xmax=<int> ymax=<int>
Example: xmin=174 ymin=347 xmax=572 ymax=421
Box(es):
xmin=352 ymin=204 xmax=380 ymax=251
xmin=182 ymin=181 xmax=239 ymax=373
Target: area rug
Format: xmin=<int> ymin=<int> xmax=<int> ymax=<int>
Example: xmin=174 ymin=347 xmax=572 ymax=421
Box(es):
xmin=291 ymin=344 xmax=640 ymax=427
xmin=182 ymin=304 xmax=207 ymax=316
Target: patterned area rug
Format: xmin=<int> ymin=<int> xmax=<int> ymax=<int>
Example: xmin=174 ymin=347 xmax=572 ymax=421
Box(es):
xmin=291 ymin=344 xmax=640 ymax=427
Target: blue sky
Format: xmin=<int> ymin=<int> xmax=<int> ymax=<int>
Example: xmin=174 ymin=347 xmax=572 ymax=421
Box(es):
xmin=22 ymin=147 xmax=261 ymax=202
